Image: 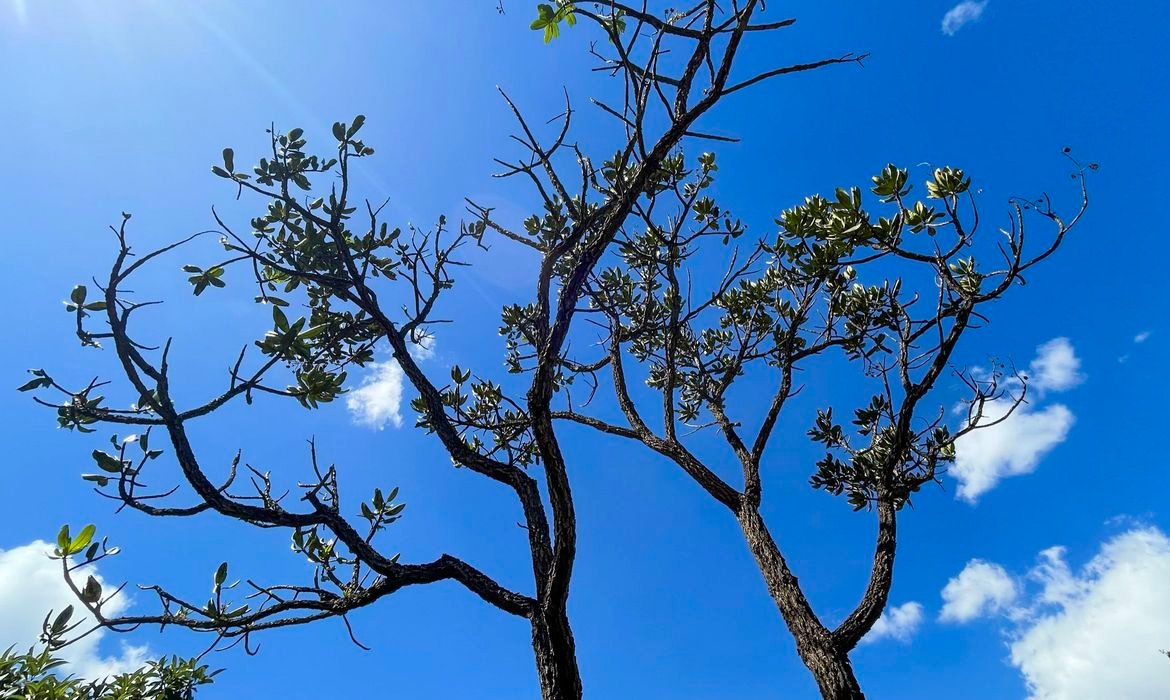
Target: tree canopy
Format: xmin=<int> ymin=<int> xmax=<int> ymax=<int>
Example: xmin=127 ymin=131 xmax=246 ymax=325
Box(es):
xmin=18 ymin=3 xmax=1091 ymax=699
xmin=0 ymin=646 xmax=215 ymax=700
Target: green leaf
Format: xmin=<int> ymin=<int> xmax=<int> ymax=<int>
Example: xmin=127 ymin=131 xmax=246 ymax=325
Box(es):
xmin=214 ymin=562 xmax=228 ymax=587
xmin=532 ymin=3 xmax=572 ymax=41
xmin=182 ymin=264 xmax=202 ymax=273
xmin=332 ymin=122 xmax=346 ymax=141
xmin=222 ymin=148 xmax=235 ymax=173
xmin=347 ymin=115 xmax=366 ymax=138
xmin=68 ymin=524 xmax=96 ymax=555
xmin=53 ymin=605 xmax=74 ymax=631
xmin=92 ymin=450 xmax=123 ymax=473
xmin=272 ymin=305 xmax=289 ymax=331
xmin=70 ymin=285 xmax=87 ymax=305
xmin=531 ymin=3 xmax=555 ymax=29
xmin=299 ymin=323 xmax=328 ymax=340
xmin=16 ymin=376 xmax=49 ymax=392
xmin=57 ymin=524 xmax=71 ymax=553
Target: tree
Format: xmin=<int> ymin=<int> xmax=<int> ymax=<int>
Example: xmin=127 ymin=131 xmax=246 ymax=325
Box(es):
xmin=19 ymin=3 xmax=1090 ymax=699
xmin=0 ymin=645 xmax=215 ymax=699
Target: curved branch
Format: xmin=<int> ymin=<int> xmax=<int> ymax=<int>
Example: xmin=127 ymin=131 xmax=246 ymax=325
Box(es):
xmin=832 ymin=500 xmax=896 ymax=650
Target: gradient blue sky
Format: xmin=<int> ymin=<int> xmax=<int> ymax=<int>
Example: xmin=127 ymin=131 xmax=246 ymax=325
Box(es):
xmin=1 ymin=2 xmax=1168 ymax=698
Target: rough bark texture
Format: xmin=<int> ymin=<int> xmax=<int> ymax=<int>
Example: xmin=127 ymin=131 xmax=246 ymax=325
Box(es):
xmin=833 ymin=502 xmax=897 ymax=652
xmin=737 ymin=508 xmax=864 ymax=699
xmin=531 ymin=609 xmax=583 ymax=700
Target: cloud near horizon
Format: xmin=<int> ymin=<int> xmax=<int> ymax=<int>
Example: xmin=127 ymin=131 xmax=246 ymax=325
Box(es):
xmin=940 ymin=526 xmax=1170 ymax=699
xmin=0 ymin=540 xmax=149 ymax=679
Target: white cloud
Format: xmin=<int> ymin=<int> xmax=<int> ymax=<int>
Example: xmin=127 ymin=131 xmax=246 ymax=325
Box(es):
xmin=1013 ymin=528 xmax=1170 ymax=699
xmin=942 ymin=527 xmax=1170 ymax=699
xmin=940 ymin=560 xmax=1019 ymax=623
xmin=345 ymin=338 xmax=436 ymax=430
xmin=409 ymin=332 xmax=436 ymax=360
xmin=862 ymin=601 xmax=924 ymax=644
xmin=0 ymin=540 xmax=149 ymax=679
xmin=951 ymin=338 xmax=1082 ymax=502
xmin=941 ymin=1 xmax=989 ymax=36
xmin=347 ymin=360 xmax=407 ymax=429
xmin=1121 ymin=332 xmax=1151 ymax=362
xmin=951 ymin=399 xmax=1075 ymax=502
xmin=1025 ymin=338 xmax=1083 ymax=395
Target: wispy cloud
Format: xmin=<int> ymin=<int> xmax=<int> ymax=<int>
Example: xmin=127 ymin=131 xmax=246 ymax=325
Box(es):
xmin=1120 ymin=330 xmax=1152 ymax=363
xmin=11 ymin=0 xmax=28 ymax=25
xmin=941 ymin=1 xmax=989 ymax=36
xmin=941 ymin=527 xmax=1170 ymax=699
xmin=862 ymin=602 xmax=925 ymax=644
xmin=951 ymin=338 xmax=1082 ymax=502
xmin=0 ymin=541 xmax=149 ymax=679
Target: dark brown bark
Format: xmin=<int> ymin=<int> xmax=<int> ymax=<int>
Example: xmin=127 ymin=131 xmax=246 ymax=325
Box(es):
xmin=531 ymin=608 xmax=583 ymax=700
xmin=737 ymin=508 xmax=865 ymax=700
xmin=800 ymin=648 xmax=865 ymax=700
xmin=833 ymin=501 xmax=897 ymax=652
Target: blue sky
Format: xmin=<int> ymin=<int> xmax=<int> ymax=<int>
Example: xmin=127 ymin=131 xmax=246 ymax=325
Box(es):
xmin=1 ymin=2 xmax=1168 ymax=698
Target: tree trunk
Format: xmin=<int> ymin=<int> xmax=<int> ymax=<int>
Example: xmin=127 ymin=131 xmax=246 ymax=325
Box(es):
xmin=530 ymin=608 xmax=583 ymax=700
xmin=800 ymin=645 xmax=865 ymax=700
xmin=737 ymin=509 xmax=865 ymax=699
